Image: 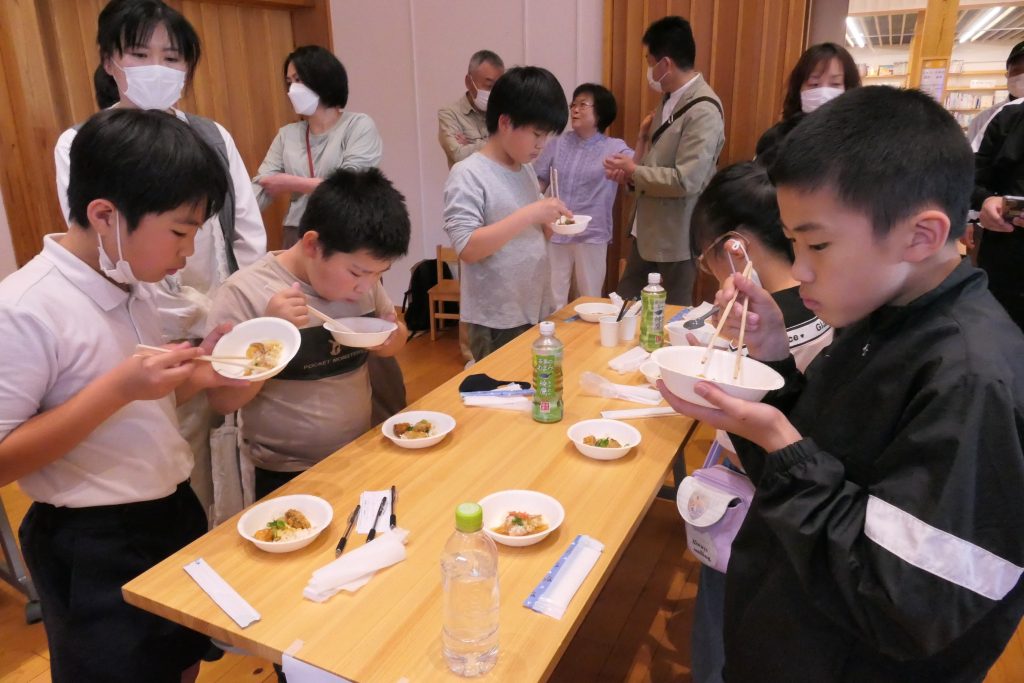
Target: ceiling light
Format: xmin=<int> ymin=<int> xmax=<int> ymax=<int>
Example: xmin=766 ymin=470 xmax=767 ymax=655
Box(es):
xmin=846 ymin=17 xmax=867 ymax=48
xmin=959 ymin=6 xmax=1004 ymax=43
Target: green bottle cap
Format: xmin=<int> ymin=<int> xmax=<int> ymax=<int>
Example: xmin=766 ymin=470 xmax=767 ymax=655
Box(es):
xmin=455 ymin=502 xmax=483 ymax=533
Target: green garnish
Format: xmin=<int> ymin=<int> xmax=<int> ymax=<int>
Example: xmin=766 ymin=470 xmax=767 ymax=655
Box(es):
xmin=595 ymin=437 xmax=610 ymax=447
xmin=267 ymin=519 xmax=287 ymax=530
xmin=511 ymin=516 xmax=525 ymax=526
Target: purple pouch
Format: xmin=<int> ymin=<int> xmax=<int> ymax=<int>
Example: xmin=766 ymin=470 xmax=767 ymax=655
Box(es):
xmin=676 ymin=441 xmax=755 ymax=572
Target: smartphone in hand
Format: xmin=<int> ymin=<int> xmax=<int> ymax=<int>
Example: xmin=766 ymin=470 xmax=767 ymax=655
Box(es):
xmin=1003 ymin=195 xmax=1024 ymax=222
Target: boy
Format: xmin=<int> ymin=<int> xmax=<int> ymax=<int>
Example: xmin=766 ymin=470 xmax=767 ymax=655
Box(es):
xmin=660 ymin=87 xmax=1024 ymax=682
xmin=207 ymin=168 xmax=409 ymax=499
xmin=443 ymin=66 xmax=570 ymax=361
xmin=0 ymin=108 xmax=242 ymax=682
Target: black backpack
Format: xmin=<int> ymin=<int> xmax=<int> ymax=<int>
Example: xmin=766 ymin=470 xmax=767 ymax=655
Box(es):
xmin=402 ymin=259 xmax=457 ymax=334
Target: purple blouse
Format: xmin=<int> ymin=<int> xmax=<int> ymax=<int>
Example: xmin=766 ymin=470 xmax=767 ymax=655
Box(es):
xmin=533 ymin=131 xmax=634 ymax=244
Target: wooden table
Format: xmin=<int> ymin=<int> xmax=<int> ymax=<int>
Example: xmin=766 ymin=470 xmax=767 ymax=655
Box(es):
xmin=124 ymin=299 xmax=691 ymax=682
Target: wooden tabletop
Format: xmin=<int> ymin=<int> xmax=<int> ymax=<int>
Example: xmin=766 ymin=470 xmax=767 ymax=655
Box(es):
xmin=123 ymin=299 xmax=691 ymax=682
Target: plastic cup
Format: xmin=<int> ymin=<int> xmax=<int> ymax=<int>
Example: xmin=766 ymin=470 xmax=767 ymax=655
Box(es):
xmin=599 ymin=316 xmax=620 ymax=347
xmin=619 ymin=314 xmax=638 ymax=342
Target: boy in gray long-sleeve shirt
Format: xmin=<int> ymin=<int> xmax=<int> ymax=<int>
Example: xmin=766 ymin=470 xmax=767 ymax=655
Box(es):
xmin=442 ymin=66 xmax=570 ymax=361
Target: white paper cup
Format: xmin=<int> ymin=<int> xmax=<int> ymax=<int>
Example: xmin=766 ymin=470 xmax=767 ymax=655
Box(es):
xmin=619 ymin=314 xmax=638 ymax=342
xmin=599 ymin=316 xmax=620 ymax=347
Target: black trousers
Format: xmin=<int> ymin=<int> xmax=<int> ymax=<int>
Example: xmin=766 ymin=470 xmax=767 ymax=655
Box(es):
xmin=617 ymin=240 xmax=697 ymax=306
xmin=19 ymin=482 xmax=209 ymax=683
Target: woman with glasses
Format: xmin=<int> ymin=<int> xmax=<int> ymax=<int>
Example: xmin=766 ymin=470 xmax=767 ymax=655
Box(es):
xmin=686 ymin=161 xmax=832 ymax=683
xmin=533 ymin=84 xmax=633 ymax=308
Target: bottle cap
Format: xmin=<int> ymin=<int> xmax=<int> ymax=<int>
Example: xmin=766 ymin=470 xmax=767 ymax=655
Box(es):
xmin=648 ymin=272 xmax=662 ymax=285
xmin=539 ymin=321 xmax=555 ymax=336
xmin=455 ymin=502 xmax=483 ymax=533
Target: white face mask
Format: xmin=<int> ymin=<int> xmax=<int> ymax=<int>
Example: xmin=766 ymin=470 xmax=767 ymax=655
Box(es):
xmin=288 ymin=82 xmax=320 ymax=116
xmin=800 ymin=86 xmax=844 ymax=113
xmin=1009 ymin=74 xmax=1024 ymax=99
xmin=470 ymin=78 xmax=490 ymax=111
xmin=647 ymin=60 xmax=668 ymax=93
xmin=97 ymin=213 xmax=142 ymax=288
xmin=113 ymin=62 xmax=185 ymax=111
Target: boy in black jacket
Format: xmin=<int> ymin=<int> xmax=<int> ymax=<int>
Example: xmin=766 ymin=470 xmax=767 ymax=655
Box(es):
xmin=659 ymin=86 xmax=1024 ymax=682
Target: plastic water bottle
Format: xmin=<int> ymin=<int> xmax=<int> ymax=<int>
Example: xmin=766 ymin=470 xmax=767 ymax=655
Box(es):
xmin=639 ymin=273 xmax=667 ymax=352
xmin=441 ymin=502 xmax=500 ymax=677
xmin=532 ymin=321 xmax=564 ymax=423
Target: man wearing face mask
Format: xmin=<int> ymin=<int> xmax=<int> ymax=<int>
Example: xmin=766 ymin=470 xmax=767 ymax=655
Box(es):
xmin=604 ymin=16 xmax=725 ymax=305
xmin=438 ymin=50 xmax=505 ymax=168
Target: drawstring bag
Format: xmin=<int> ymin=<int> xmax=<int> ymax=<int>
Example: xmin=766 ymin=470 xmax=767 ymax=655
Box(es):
xmin=676 ymin=440 xmax=755 ymax=573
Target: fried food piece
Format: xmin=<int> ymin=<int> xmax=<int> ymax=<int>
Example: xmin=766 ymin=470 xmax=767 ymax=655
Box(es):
xmin=254 ymin=528 xmax=275 ymax=542
xmin=583 ymin=435 xmax=622 ymax=448
xmin=244 ymin=340 xmax=283 ymax=376
xmin=394 ymin=419 xmax=433 ymax=439
xmin=284 ymin=509 xmax=311 ymax=529
xmin=493 ymin=511 xmax=548 ymax=536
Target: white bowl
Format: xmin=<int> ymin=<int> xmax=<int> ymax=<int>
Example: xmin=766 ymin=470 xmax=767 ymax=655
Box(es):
xmin=574 ymin=302 xmax=619 ymax=323
xmin=567 ymin=419 xmax=641 ymax=460
xmin=665 ymin=320 xmax=731 ymax=349
xmin=552 ymin=214 xmax=592 ymax=236
xmin=651 ymin=346 xmax=784 ymax=408
xmin=479 ymin=490 xmax=565 ymax=547
xmin=211 ymin=317 xmax=301 ymax=381
xmin=639 ymin=359 xmax=661 ymax=385
xmin=324 ymin=317 xmax=398 ymax=348
xmin=381 ymin=410 xmax=456 ymax=449
xmin=237 ymin=494 xmax=333 ymax=553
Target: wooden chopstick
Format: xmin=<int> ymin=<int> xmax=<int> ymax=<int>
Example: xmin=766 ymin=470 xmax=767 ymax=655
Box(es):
xmin=700 ymin=261 xmax=754 ymax=366
xmin=733 ymin=286 xmax=752 ymax=380
xmin=134 ymin=344 xmax=255 ymax=369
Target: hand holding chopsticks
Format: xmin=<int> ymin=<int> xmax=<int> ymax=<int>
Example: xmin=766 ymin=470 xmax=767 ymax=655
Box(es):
xmin=135 ymin=344 xmax=255 ymax=370
xmin=700 ymin=260 xmax=754 ymax=369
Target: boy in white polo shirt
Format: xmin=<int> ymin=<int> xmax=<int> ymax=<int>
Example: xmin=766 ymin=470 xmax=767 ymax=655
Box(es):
xmin=0 ymin=108 xmax=243 ymax=682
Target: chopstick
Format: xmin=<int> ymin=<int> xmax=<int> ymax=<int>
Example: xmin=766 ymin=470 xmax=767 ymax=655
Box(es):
xmin=733 ymin=286 xmax=752 ymax=381
xmin=615 ymin=297 xmax=635 ymax=322
xmin=700 ymin=260 xmax=754 ymax=367
xmin=551 ymin=167 xmax=560 ymax=201
xmin=134 ymin=344 xmax=256 ymax=369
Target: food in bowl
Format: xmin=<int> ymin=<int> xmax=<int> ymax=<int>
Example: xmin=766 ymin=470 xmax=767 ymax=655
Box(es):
xmin=651 ymin=346 xmax=784 ymax=408
xmin=244 ymin=340 xmax=283 ymax=376
xmin=393 ymin=419 xmax=433 ymax=439
xmin=492 ymin=511 xmax=549 ymax=537
xmin=253 ymin=508 xmax=314 ymax=543
xmin=583 ymin=435 xmax=623 ymax=448
xmin=556 ymin=216 xmax=575 ymax=225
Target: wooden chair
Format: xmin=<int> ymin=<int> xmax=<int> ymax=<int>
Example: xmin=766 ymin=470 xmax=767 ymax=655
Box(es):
xmin=428 ymin=245 xmax=460 ymax=341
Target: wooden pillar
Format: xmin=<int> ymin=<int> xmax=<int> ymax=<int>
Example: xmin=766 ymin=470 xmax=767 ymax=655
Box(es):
xmin=908 ymin=0 xmax=958 ymax=94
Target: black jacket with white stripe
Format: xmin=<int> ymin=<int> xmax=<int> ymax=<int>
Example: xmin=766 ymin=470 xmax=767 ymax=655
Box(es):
xmin=726 ymin=261 xmax=1024 ymax=683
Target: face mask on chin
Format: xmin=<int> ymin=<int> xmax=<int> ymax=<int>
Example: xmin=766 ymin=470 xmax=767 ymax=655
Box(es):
xmin=113 ymin=61 xmax=185 ymax=111
xmin=800 ymin=86 xmax=844 ymax=113
xmin=288 ymin=82 xmax=320 ymax=116
xmin=97 ymin=212 xmax=144 ymax=289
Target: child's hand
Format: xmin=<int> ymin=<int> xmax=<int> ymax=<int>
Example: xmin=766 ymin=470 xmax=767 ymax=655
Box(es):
xmin=265 ymin=282 xmax=310 ymax=327
xmin=525 ymin=197 xmax=571 ymax=226
xmin=189 ymin=323 xmax=250 ymax=392
xmin=110 ymin=343 xmax=203 ymax=402
xmin=711 ymin=274 xmax=790 ymax=362
xmin=368 ymin=312 xmax=407 ymax=357
xmin=657 ymin=380 xmax=802 ymax=453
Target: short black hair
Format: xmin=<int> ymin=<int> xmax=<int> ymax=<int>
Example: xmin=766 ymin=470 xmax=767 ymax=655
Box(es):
xmin=771 ymin=86 xmax=973 ymax=240
xmin=573 ymin=83 xmax=617 ymax=133
xmin=285 ymin=46 xmax=348 ymax=108
xmin=690 ymin=162 xmax=791 ymax=263
xmin=67 ymin=108 xmax=227 ymax=231
xmin=781 ymin=42 xmax=861 ymax=119
xmin=299 ymin=168 xmax=410 ymax=260
xmin=1007 ymin=40 xmax=1024 ymax=68
xmin=468 ymin=50 xmax=504 ymax=73
xmin=642 ymin=16 xmax=696 ymax=70
xmin=485 ymin=66 xmax=568 ymax=135
xmin=97 ymin=0 xmax=201 ymax=82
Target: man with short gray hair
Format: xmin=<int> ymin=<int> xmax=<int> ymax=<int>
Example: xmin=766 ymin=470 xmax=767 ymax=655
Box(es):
xmin=438 ymin=50 xmax=505 ymax=168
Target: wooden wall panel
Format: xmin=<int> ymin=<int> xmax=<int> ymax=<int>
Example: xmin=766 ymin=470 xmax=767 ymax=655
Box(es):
xmin=603 ymin=0 xmax=809 ymax=295
xmin=0 ymin=0 xmax=329 ymax=267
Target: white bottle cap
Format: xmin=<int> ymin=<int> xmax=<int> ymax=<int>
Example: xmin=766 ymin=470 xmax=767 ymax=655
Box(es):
xmin=648 ymin=272 xmax=662 ymax=285
xmin=540 ymin=321 xmax=555 ymax=335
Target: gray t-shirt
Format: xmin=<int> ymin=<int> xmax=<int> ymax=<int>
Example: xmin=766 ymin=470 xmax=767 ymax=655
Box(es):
xmin=442 ymin=152 xmax=552 ymax=328
xmin=208 ymin=253 xmax=394 ymax=472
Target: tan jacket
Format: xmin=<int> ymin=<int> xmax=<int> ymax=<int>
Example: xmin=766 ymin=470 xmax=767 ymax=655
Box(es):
xmin=438 ymin=94 xmax=489 ymax=168
xmin=630 ymin=74 xmax=725 ymax=262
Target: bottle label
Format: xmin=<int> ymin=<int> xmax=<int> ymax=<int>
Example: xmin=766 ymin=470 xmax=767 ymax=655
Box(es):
xmin=532 ymin=351 xmax=563 ymax=422
xmin=639 ymin=289 xmax=667 ymax=352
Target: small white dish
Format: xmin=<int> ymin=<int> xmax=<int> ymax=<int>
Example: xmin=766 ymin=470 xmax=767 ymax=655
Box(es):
xmin=381 ymin=410 xmax=456 ymax=449
xmin=651 ymin=346 xmax=784 ymax=408
xmin=324 ymin=317 xmax=398 ymax=348
xmin=575 ymin=302 xmax=619 ymax=323
xmin=237 ymin=494 xmax=333 ymax=554
xmin=567 ymin=419 xmax=641 ymax=460
xmin=479 ymin=490 xmax=565 ymax=547
xmin=639 ymin=359 xmax=661 ymax=386
xmin=665 ymin=319 xmax=731 ymax=349
xmin=552 ymin=214 xmax=592 ymax=236
xmin=211 ymin=317 xmax=301 ymax=381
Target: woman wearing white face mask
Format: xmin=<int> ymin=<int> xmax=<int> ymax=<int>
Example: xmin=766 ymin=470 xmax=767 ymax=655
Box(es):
xmin=252 ymin=46 xmax=383 ymax=249
xmin=755 ymin=42 xmax=861 ymax=166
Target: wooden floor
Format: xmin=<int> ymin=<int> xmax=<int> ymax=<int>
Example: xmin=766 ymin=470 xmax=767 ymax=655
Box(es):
xmin=1 ymin=325 xmax=1021 ymax=682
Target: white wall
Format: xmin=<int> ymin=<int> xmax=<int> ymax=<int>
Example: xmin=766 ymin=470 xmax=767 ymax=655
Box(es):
xmin=329 ymin=0 xmax=603 ymax=303
xmin=0 ymin=192 xmax=17 ymax=279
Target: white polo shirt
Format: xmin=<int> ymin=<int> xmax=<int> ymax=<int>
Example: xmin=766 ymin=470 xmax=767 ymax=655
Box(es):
xmin=0 ymin=234 xmax=193 ymax=507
